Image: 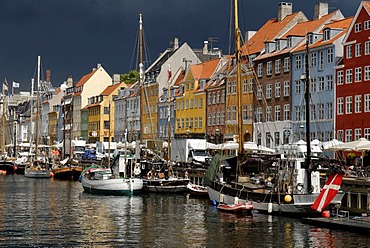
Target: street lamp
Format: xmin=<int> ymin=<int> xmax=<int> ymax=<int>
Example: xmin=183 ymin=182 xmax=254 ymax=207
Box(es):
xmin=215 ymin=128 xmax=220 ymax=144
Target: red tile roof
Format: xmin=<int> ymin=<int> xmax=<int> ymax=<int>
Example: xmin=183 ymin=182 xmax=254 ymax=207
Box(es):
xmin=101 ymin=83 xmax=122 ymax=96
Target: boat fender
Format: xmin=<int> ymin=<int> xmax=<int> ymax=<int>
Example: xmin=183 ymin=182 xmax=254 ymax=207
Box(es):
xmin=234 ymin=196 xmax=239 ymax=205
xmin=134 ymin=167 xmax=141 ymax=176
xmin=268 ymin=202 xmax=273 ymax=213
xmin=147 ymin=171 xmax=152 ymax=179
xmin=284 ymin=195 xmax=292 ymax=203
xmin=212 ymin=199 xmax=217 ymax=206
xmin=219 ymin=193 xmax=224 ymax=203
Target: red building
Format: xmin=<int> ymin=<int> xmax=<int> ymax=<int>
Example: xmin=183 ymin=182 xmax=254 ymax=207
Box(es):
xmin=336 ymin=1 xmax=370 ymax=142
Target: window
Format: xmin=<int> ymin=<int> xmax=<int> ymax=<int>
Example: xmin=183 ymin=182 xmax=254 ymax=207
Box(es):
xmin=275 ymin=82 xmax=281 ymax=98
xmin=310 ymin=52 xmax=317 ymax=67
xmin=355 ymin=95 xmax=362 ymax=113
xmin=346 ymin=45 xmax=352 ymax=59
xmin=355 ymin=67 xmax=362 ymax=82
xmin=257 ymin=85 xmax=262 ymax=100
xmin=365 ymin=20 xmax=370 ymax=30
xmin=365 ymin=128 xmax=370 ymax=140
xmin=227 ymin=81 xmax=231 ymax=94
xmin=283 ymin=81 xmax=290 ymax=97
xmin=337 ymin=70 xmax=344 ymax=85
xmin=355 ymin=43 xmax=361 ymax=57
xmin=327 ymin=48 xmax=334 ymax=64
xmin=296 ymin=55 xmax=301 ymax=70
xmin=284 ymin=57 xmax=290 ymax=72
xmin=345 ymin=96 xmax=352 ymax=114
xmin=318 ymin=51 xmax=324 ymax=70
xmin=337 ymin=130 xmax=344 ymax=141
xmin=327 ymin=75 xmax=333 ymax=90
xmin=275 ymin=59 xmax=281 ymax=74
xmin=295 ymin=80 xmax=301 ymax=94
xmin=365 ymin=94 xmax=370 ymax=112
xmin=346 ymin=69 xmax=352 ymax=84
xmin=310 ymin=78 xmax=316 ymax=93
xmin=221 ymin=90 xmax=225 ymax=103
xmin=345 ymin=129 xmax=353 ymax=142
xmin=232 ymin=81 xmax=237 ymax=94
xmin=337 ymin=97 xmax=344 ymax=115
xmin=266 ymin=84 xmax=272 ymax=99
xmin=256 ymin=107 xmax=262 ymax=122
xmin=355 ymin=128 xmax=362 ymax=141
xmin=232 ymin=105 xmax=237 ymax=120
xmin=249 ymin=78 xmax=254 ymax=93
xmin=318 ymin=103 xmax=324 ymax=120
xmin=257 ymin=63 xmax=263 ymax=77
xmin=365 ymin=41 xmax=370 ymax=55
xmin=267 ymin=61 xmax=272 ymax=75
xmin=242 ymin=104 xmax=247 ymax=120
xmin=287 ymin=37 xmax=292 ymax=48
xmin=275 ymin=105 xmax=281 ymax=121
xmin=365 ymin=66 xmax=370 ymax=81
xmin=318 ymin=77 xmax=324 ymax=91
xmin=266 ymin=106 xmax=272 ymax=122
xmin=243 ymin=79 xmax=248 ymax=93
xmin=323 ymin=29 xmax=330 ymax=41
xmin=355 ymin=23 xmax=362 ymax=33
xmin=284 ymin=104 xmax=290 ymax=121
xmin=326 ymin=102 xmax=333 ymax=119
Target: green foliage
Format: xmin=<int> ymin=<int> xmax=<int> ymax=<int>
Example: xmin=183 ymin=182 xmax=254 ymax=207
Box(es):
xmin=120 ymin=70 xmax=139 ymax=85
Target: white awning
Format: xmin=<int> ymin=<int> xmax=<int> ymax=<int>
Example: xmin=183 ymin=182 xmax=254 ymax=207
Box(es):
xmin=63 ymin=98 xmax=73 ymax=105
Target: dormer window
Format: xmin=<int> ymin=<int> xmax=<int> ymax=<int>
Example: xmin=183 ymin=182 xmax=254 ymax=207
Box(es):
xmin=307 ymin=33 xmax=313 ymax=45
xmin=287 ymin=37 xmax=292 ymax=48
xmin=265 ymin=43 xmax=270 ymax=53
xmin=276 ymin=41 xmax=280 ymax=51
xmin=323 ymin=28 xmax=330 ymax=41
xmin=199 ymin=79 xmax=206 ymax=90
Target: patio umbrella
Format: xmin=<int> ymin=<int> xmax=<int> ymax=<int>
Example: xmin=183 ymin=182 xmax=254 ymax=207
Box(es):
xmin=332 ymin=138 xmax=370 ymax=151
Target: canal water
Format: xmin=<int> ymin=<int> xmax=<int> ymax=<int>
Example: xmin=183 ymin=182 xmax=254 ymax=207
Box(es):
xmin=0 ymin=175 xmax=368 ymax=247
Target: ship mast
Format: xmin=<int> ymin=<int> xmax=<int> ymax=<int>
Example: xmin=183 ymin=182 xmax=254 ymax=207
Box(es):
xmin=167 ymin=65 xmax=171 ymax=161
xmin=139 ymin=13 xmax=144 ymax=145
xmin=234 ymin=0 xmax=244 ymax=164
xmin=1 ymin=80 xmax=5 ymax=157
xmin=35 ymin=55 xmax=41 ymax=159
xmin=304 ymin=36 xmax=312 ymax=191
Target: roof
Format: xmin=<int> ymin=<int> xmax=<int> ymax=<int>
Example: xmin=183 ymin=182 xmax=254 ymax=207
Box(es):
xmin=190 ymin=58 xmax=220 ymax=79
xmin=241 ymin=12 xmax=306 ymax=56
xmin=100 ymin=83 xmax=122 ymax=96
xmin=75 ymin=70 xmax=96 ymax=87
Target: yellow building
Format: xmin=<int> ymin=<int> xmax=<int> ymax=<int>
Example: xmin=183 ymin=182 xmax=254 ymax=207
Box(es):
xmin=175 ymin=58 xmax=224 ymax=138
xmin=224 ymin=63 xmax=254 ymax=142
xmin=86 ymin=82 xmax=126 ymax=143
xmin=141 ymin=83 xmax=158 ymax=143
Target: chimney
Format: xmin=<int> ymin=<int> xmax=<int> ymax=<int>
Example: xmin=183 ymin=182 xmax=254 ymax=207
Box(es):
xmin=113 ymin=74 xmax=120 ymax=85
xmin=314 ymin=2 xmax=328 ymax=20
xmin=67 ymin=75 xmax=73 ymax=87
xmin=245 ymin=31 xmax=257 ymax=42
xmin=173 ymin=37 xmax=179 ymax=50
xmin=203 ymin=40 xmax=209 ymax=54
xmin=278 ymin=2 xmax=292 ymax=22
xmin=45 ymin=70 xmax=51 ymax=82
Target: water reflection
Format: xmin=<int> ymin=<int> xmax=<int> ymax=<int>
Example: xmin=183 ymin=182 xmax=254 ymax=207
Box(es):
xmin=0 ymin=176 xmax=368 ymax=247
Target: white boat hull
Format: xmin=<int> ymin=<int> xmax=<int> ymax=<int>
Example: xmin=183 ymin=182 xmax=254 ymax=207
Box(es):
xmin=81 ymin=176 xmax=143 ymax=195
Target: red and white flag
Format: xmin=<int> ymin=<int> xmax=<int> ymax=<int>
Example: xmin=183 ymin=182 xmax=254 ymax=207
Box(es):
xmin=311 ymin=173 xmax=343 ymax=212
xmin=167 ymin=64 xmax=172 ymax=81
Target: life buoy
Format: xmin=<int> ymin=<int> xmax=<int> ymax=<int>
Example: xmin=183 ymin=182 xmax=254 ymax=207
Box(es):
xmin=147 ymin=171 xmax=152 ymax=179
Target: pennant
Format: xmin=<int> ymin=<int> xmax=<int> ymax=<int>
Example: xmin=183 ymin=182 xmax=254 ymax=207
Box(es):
xmin=13 ymin=81 xmax=20 ymax=88
xmin=168 ymin=64 xmax=172 ymax=81
xmin=311 ymin=173 xmax=343 ymax=212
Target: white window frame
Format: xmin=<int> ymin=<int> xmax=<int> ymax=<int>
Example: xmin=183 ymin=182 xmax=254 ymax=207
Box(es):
xmin=345 ymin=96 xmax=352 ymax=114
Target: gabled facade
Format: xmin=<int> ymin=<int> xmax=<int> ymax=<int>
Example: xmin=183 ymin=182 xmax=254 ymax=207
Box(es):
xmin=73 ymin=64 xmax=112 ymax=140
xmin=292 ymin=17 xmax=351 ymax=143
xmin=253 ymin=3 xmax=343 ymax=148
xmin=86 ymin=82 xmax=126 ymax=143
xmin=141 ymin=39 xmax=200 ymax=144
xmin=175 ymin=58 xmax=225 ymax=138
xmin=336 ymin=1 xmax=370 ymax=142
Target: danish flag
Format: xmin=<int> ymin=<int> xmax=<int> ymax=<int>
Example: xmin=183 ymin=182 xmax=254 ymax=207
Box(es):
xmin=311 ymin=173 xmax=343 ymax=212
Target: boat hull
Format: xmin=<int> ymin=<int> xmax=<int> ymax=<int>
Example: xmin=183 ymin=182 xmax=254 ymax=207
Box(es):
xmin=81 ymin=176 xmax=144 ymax=196
xmin=52 ymin=166 xmax=82 ymax=181
xmin=217 ymin=203 xmax=253 ymax=214
xmin=24 ymin=169 xmax=52 ymax=178
xmin=187 ymin=183 xmax=208 ymax=197
xmin=206 ymin=182 xmax=344 ymax=216
xmin=144 ymin=178 xmax=189 ymax=193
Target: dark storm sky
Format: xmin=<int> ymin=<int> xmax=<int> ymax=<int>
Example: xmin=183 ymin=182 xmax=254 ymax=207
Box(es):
xmin=0 ymin=0 xmax=362 ymax=92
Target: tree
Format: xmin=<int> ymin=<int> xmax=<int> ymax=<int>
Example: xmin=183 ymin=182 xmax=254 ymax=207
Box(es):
xmin=120 ymin=70 xmax=139 ymax=85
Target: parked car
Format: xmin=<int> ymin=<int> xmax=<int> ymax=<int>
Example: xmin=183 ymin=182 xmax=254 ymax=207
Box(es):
xmin=82 ymin=149 xmax=97 ymax=160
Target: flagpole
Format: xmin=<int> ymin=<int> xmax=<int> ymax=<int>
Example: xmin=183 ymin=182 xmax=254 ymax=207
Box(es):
xmin=2 ymin=79 xmax=6 ymax=157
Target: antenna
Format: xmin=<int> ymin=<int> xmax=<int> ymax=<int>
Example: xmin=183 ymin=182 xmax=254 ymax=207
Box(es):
xmin=208 ymin=37 xmax=219 ymax=49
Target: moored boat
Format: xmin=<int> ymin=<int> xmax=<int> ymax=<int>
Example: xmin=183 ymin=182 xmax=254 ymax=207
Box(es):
xmin=187 ymin=182 xmax=208 ymax=197
xmin=80 ymin=164 xmax=143 ymax=195
xmin=217 ymin=202 xmax=253 ymax=214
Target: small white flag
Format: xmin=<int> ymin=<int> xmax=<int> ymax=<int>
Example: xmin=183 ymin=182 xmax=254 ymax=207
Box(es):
xmin=13 ymin=81 xmax=20 ymax=88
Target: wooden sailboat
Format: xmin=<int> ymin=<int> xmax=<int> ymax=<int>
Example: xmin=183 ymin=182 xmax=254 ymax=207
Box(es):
xmin=205 ymin=0 xmax=344 ymax=216
xmin=24 ymin=56 xmax=53 ymax=178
